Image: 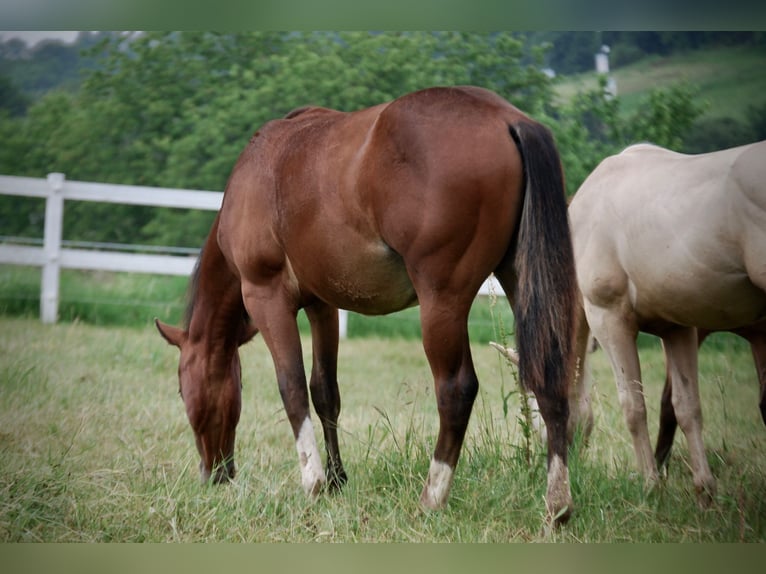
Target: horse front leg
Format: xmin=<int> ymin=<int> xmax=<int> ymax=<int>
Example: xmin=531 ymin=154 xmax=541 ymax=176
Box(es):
xmin=585 ymin=303 xmax=659 ymax=485
xmin=663 ymin=326 xmax=716 ymax=507
xmin=305 ymin=301 xmax=348 ymax=491
xmin=242 ymin=284 xmax=326 ymax=498
xmin=418 ymin=299 xmax=478 ymax=510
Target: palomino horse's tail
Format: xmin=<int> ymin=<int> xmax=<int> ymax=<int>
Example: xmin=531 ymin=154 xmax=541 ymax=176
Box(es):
xmin=507 ymin=121 xmax=577 ymax=411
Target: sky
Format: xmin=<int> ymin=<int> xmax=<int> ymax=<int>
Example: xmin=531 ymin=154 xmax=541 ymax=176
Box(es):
xmin=0 ymin=31 xmax=80 ymax=46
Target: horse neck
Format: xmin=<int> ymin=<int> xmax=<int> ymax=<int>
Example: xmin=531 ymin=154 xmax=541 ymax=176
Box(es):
xmin=187 ymin=216 xmax=245 ymax=367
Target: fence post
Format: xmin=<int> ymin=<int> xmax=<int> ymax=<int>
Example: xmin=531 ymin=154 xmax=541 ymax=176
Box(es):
xmin=41 ymin=172 xmax=64 ymax=323
xmin=339 ymin=309 xmax=348 ymax=339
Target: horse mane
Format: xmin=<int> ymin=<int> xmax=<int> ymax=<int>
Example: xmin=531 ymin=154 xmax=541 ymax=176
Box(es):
xmin=183 ymin=245 xmax=254 ymax=343
xmin=284 ymin=106 xmax=315 ymax=119
xmin=183 ymin=249 xmax=203 ymax=330
xmin=284 ymin=105 xmax=336 ymax=120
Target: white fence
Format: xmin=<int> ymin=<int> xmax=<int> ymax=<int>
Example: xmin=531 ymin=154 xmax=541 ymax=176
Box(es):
xmin=0 ymin=173 xmax=503 ymax=334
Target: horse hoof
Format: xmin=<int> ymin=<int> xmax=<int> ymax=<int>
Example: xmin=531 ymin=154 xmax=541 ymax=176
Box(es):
xmin=419 ymin=487 xmax=446 ymax=511
xmin=695 ymin=480 xmax=717 ymax=509
xmin=327 ymin=467 xmax=348 ymax=493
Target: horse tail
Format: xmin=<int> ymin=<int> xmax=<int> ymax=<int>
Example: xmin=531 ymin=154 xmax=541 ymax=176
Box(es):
xmin=507 ymin=120 xmax=577 ymax=412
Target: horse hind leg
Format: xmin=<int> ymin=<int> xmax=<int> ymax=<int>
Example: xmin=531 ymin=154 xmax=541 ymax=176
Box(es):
xmin=663 ymin=326 xmax=716 ymax=507
xmin=417 ymin=297 xmax=478 ymax=510
xmin=305 ymin=301 xmax=348 ymax=491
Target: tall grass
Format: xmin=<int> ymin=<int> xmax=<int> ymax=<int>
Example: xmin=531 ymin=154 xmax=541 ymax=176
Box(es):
xmin=1 ymin=317 xmax=763 ymax=542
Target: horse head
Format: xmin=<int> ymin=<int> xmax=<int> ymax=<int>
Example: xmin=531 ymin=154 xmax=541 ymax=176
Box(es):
xmin=155 ymin=318 xmax=255 ymax=484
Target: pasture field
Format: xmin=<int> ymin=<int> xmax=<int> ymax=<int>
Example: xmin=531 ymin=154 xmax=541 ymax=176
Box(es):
xmin=554 ymin=44 xmax=766 ymax=121
xmin=0 ymin=317 xmax=763 ymax=542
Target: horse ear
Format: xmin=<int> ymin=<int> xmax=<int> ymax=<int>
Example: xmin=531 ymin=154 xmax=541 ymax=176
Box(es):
xmin=155 ymin=318 xmax=187 ymax=348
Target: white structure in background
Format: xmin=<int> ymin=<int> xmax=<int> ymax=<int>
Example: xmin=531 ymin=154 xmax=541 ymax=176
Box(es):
xmin=595 ymin=44 xmax=617 ymax=98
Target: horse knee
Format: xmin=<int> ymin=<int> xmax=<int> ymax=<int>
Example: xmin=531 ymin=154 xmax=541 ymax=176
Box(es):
xmin=618 ymin=392 xmax=648 ymax=437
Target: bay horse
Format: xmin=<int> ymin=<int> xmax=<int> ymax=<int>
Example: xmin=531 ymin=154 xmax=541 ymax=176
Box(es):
xmin=566 ymin=140 xmax=766 ymax=506
xmin=155 ymin=86 xmax=578 ymax=521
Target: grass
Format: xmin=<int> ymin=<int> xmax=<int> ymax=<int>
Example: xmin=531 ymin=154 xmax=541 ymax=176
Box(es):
xmin=1 ymin=317 xmax=763 ymax=542
xmin=0 ymin=265 xmax=514 ymax=343
xmin=554 ymin=44 xmax=766 ymax=121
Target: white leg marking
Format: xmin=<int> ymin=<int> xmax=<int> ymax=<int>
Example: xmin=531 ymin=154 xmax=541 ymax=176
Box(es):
xmin=295 ymin=417 xmax=325 ymax=497
xmin=546 ymin=454 xmax=572 ymax=520
xmin=421 ymin=459 xmax=454 ymax=510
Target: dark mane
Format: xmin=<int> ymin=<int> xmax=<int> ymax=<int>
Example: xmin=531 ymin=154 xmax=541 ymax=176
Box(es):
xmin=183 ymin=250 xmax=203 ymax=330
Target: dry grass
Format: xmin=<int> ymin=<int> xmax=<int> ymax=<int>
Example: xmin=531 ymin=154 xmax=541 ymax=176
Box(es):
xmin=0 ymin=318 xmax=763 ymax=542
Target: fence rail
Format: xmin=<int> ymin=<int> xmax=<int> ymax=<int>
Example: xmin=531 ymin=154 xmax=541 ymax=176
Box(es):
xmin=0 ymin=173 xmax=503 ymax=334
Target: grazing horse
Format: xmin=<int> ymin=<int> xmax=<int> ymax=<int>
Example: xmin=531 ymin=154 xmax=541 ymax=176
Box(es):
xmin=567 ymin=140 xmax=766 ymax=505
xmin=155 ymin=86 xmax=578 ymax=520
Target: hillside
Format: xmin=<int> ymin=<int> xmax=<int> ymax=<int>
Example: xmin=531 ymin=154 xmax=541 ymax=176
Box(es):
xmin=554 ymin=44 xmax=766 ymax=122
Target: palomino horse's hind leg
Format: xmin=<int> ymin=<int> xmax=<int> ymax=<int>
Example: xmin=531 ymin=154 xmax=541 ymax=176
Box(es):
xmin=241 ymin=284 xmax=326 ymax=498
xmin=417 ymin=297 xmax=478 ymax=510
xmin=662 ymin=326 xmax=716 ymax=506
xmin=305 ymin=301 xmax=348 ymax=491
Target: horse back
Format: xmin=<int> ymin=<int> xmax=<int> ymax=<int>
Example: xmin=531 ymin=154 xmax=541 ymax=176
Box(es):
xmin=571 ymin=140 xmax=766 ymax=331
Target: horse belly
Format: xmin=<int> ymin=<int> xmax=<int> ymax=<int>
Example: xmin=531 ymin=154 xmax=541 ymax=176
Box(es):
xmin=292 ymin=240 xmax=418 ymax=315
xmin=631 ymin=270 xmax=766 ymax=332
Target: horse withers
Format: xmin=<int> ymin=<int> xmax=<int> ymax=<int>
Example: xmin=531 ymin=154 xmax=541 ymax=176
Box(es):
xmin=567 ymin=140 xmax=766 ymax=506
xmin=155 ymin=86 xmax=578 ymax=521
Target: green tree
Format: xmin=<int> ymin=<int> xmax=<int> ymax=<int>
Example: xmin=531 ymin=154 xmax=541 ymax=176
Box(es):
xmin=0 ymin=31 xmax=708 ymax=247
xmin=547 ymin=77 xmax=705 ymax=195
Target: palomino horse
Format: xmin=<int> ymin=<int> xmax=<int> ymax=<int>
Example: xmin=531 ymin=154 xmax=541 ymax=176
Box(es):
xmin=567 ymin=140 xmax=766 ymax=505
xmin=155 ymin=86 xmax=578 ymax=520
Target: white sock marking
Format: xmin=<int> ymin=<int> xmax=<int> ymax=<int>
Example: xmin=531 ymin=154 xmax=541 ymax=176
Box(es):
xmin=295 ymin=417 xmax=325 ymax=497
xmin=546 ymin=453 xmax=572 ymax=519
xmin=422 ymin=459 xmax=454 ymax=509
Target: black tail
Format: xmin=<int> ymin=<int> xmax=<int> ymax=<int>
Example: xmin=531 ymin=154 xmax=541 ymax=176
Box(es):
xmin=508 ymin=121 xmax=577 ymax=404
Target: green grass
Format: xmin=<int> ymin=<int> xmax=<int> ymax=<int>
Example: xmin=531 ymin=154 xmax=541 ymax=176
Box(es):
xmin=0 ymin=265 xmax=189 ymax=327
xmin=1 ymin=317 xmax=763 ymax=542
xmin=554 ymin=44 xmax=766 ymax=121
xmin=0 ymin=265 xmax=514 ymax=343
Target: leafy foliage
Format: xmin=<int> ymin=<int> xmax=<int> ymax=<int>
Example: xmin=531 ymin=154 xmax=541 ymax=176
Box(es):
xmin=0 ymin=31 xmax=732 ymax=248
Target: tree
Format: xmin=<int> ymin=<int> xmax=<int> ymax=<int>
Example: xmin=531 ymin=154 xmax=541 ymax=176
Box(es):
xmin=0 ymin=74 xmax=29 ymax=116
xmin=0 ymin=31 xmax=709 ymax=247
xmin=547 ymin=77 xmax=705 ymax=195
